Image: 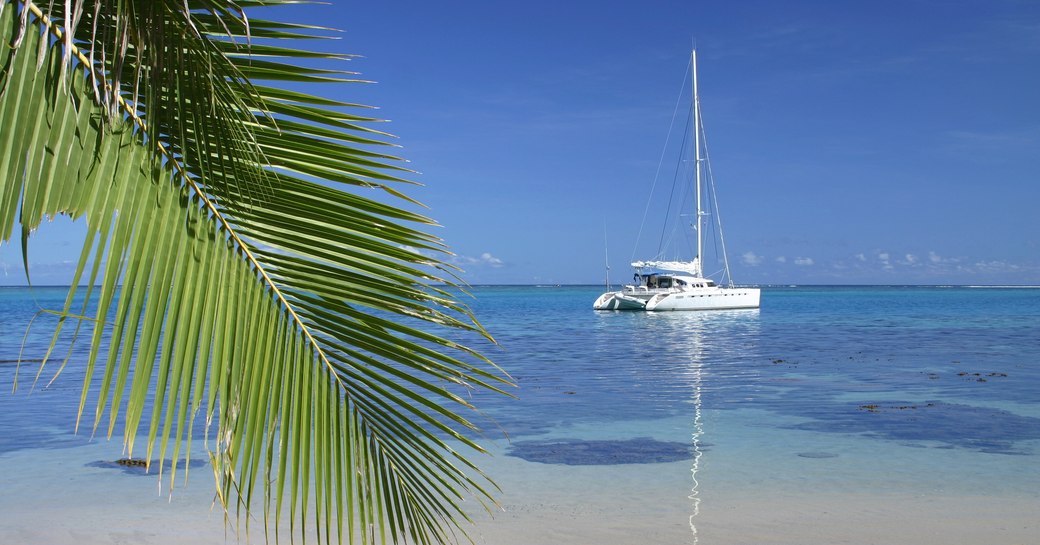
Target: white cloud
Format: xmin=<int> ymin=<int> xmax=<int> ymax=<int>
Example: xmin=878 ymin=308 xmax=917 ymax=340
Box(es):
xmin=972 ymin=260 xmax=1021 ymax=273
xmin=452 ymin=252 xmax=505 ymax=268
xmin=480 ymin=252 xmax=504 ymax=267
xmin=794 ymin=257 xmax=814 ymax=266
xmin=742 ymin=251 xmax=763 ymax=266
xmin=398 ymin=244 xmax=432 ymax=259
xmin=927 ymin=251 xmax=961 ymax=265
xmin=775 ymin=256 xmax=787 ymax=263
xmin=855 ymin=253 xmax=866 ymax=262
xmin=905 ymin=253 xmax=918 ymax=265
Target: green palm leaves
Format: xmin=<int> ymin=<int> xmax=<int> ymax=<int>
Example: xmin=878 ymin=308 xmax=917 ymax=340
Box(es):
xmin=0 ymin=1 xmax=510 ymax=543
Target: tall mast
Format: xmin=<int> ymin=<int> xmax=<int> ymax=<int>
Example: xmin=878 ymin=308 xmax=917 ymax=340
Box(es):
xmin=692 ymin=49 xmax=703 ymax=277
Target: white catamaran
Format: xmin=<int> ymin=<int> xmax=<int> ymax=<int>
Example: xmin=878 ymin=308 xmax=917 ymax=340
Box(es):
xmin=594 ymin=50 xmax=760 ymax=311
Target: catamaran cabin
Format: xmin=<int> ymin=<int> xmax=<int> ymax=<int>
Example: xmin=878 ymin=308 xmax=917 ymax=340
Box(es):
xmin=632 ymin=273 xmax=717 ymax=290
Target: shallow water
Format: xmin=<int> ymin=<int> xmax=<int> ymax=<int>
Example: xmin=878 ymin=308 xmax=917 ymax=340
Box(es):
xmin=1 ymin=285 xmax=1038 ymax=544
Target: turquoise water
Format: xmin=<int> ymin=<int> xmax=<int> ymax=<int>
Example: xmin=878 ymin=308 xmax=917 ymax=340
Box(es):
xmin=1 ymin=285 xmax=1038 ymax=544
xmin=463 ymin=285 xmax=1040 ymax=453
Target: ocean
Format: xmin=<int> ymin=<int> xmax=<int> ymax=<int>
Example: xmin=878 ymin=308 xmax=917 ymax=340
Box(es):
xmin=1 ymin=285 xmax=1038 ymax=544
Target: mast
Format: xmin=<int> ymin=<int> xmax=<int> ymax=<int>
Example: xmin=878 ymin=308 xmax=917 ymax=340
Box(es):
xmin=692 ymin=49 xmax=703 ymax=277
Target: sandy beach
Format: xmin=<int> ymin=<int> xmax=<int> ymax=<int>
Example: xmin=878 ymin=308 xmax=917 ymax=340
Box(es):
xmin=467 ymin=492 xmax=1039 ymax=545
xmin=2 ymin=437 xmax=1036 ymax=545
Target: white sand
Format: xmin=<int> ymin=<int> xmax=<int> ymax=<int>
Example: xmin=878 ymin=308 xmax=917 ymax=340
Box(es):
xmin=465 ymin=490 xmax=1038 ymax=545
xmin=2 ymin=436 xmax=1037 ymax=545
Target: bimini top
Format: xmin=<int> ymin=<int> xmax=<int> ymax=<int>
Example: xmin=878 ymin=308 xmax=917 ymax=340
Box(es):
xmin=631 ymin=259 xmax=701 ymax=276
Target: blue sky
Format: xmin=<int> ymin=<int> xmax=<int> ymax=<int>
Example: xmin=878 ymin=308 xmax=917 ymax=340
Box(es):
xmin=2 ymin=0 xmax=1038 ymax=286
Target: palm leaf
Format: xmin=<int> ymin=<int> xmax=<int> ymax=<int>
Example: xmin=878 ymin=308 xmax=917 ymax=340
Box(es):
xmin=0 ymin=1 xmax=511 ymax=543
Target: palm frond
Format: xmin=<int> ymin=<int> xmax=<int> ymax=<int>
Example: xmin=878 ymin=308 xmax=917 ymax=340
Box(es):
xmin=0 ymin=1 xmax=510 ymax=543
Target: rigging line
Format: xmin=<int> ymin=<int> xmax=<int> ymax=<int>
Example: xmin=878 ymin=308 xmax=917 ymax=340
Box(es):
xmin=702 ymin=127 xmax=722 ymax=273
xmin=699 ymin=111 xmax=723 ymax=279
xmin=631 ymin=56 xmax=692 ymax=262
xmin=657 ymin=106 xmax=694 ymax=259
xmin=678 ymin=106 xmax=697 ymax=260
xmin=699 ymin=111 xmax=735 ymax=286
xmin=603 ymin=219 xmax=611 ymax=291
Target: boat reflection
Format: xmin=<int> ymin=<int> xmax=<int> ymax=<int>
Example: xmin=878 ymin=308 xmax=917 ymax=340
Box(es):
xmin=642 ymin=309 xmax=761 ymax=544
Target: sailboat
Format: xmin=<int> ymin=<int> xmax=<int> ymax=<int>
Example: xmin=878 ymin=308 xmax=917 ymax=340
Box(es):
xmin=593 ymin=50 xmax=760 ymax=311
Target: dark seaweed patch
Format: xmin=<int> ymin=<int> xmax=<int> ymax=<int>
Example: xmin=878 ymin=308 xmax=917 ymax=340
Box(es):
xmin=797 ymin=451 xmax=838 ymax=459
xmin=87 ymin=458 xmax=208 ymax=476
xmin=507 ymin=437 xmax=694 ymax=465
xmin=791 ymin=401 xmax=1040 ymax=455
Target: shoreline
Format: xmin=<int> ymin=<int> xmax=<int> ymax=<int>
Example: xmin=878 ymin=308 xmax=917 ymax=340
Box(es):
xmin=2 ymin=439 xmax=1036 ymax=545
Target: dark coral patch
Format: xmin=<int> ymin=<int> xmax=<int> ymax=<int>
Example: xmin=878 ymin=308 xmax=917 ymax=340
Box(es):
xmin=88 ymin=458 xmax=207 ymax=475
xmin=792 ymin=401 xmax=1040 ymax=455
xmin=797 ymin=451 xmax=838 ymax=459
xmin=507 ymin=437 xmax=694 ymax=465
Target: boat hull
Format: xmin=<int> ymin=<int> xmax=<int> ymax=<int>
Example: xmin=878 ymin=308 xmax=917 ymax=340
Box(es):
xmin=594 ymin=287 xmax=760 ymax=311
xmin=593 ymin=292 xmax=649 ymax=310
xmin=646 ymin=287 xmax=759 ymax=311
